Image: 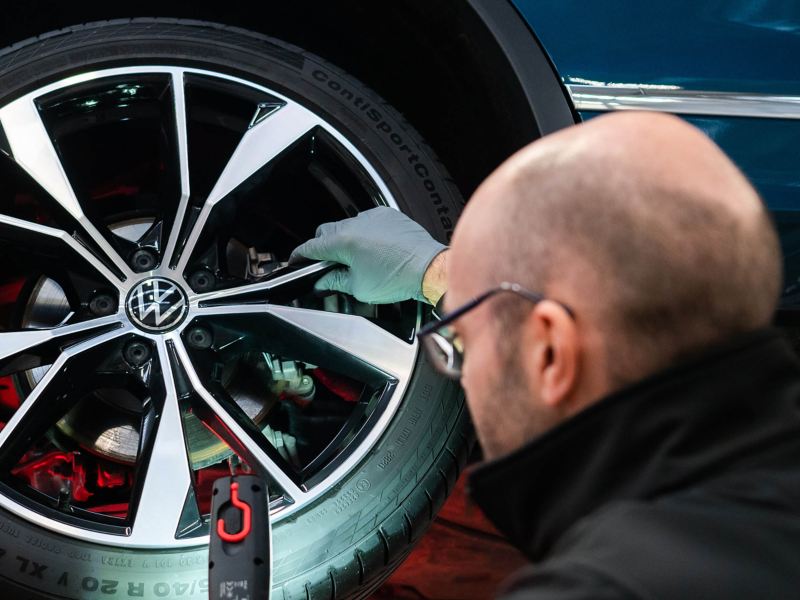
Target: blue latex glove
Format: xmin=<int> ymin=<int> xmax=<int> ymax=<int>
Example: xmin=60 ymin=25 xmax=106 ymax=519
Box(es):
xmin=290 ymin=207 xmax=446 ymax=304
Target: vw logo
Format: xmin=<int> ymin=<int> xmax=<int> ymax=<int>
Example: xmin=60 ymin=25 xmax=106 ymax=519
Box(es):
xmin=126 ymin=277 xmax=188 ymax=332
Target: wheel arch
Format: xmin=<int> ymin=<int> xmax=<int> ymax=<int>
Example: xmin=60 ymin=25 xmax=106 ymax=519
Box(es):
xmin=1 ymin=0 xmax=574 ymax=198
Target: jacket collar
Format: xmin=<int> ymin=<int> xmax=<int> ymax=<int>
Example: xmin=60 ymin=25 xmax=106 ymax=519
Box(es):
xmin=468 ymin=328 xmax=800 ymax=561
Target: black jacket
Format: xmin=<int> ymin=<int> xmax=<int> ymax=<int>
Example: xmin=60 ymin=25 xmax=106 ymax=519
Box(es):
xmin=469 ymin=329 xmax=800 ymax=599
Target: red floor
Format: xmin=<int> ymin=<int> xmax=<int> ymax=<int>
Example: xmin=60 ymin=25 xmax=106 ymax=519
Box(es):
xmin=373 ymin=475 xmax=527 ymax=599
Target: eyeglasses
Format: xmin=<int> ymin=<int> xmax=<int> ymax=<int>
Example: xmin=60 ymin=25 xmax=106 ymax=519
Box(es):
xmin=416 ymin=281 xmax=575 ymax=379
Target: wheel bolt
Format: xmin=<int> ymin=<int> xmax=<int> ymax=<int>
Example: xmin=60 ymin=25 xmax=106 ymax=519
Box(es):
xmin=186 ymin=326 xmax=213 ymax=350
xmin=123 ymin=339 xmax=152 ymax=367
xmin=88 ymin=293 xmax=116 ymax=316
xmin=131 ymin=248 xmax=158 ymax=272
xmin=188 ymin=269 xmax=216 ymax=293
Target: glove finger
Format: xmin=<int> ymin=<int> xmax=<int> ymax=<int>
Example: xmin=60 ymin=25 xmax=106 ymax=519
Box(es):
xmin=290 ymin=235 xmax=351 ymax=264
xmin=291 ymin=223 xmax=360 ymax=264
xmin=314 ymin=220 xmax=340 ymax=238
xmin=289 ymin=237 xmax=328 ymax=263
xmin=313 ymin=268 xmax=353 ymax=295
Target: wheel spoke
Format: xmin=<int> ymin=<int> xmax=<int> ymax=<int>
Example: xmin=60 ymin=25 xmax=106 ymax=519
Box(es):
xmin=0 ymin=327 xmax=131 ymax=451
xmin=174 ymin=102 xmax=321 ymax=272
xmin=192 ymin=261 xmax=335 ymax=306
xmin=0 ymin=214 xmax=125 ymax=286
xmin=0 ymin=96 xmax=135 ymax=279
xmin=128 ymin=340 xmax=193 ymax=546
xmin=0 ymin=314 xmax=122 ymax=365
xmin=162 ymin=70 xmax=192 ymax=268
xmin=266 ymin=305 xmax=417 ymax=380
xmin=171 ymin=339 xmax=307 ymax=501
xmin=195 ymin=304 xmax=418 ymax=380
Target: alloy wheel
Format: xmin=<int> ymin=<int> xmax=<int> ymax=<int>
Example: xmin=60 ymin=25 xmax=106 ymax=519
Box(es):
xmin=0 ymin=66 xmax=420 ymax=549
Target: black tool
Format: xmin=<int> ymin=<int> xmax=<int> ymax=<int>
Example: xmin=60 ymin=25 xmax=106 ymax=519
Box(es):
xmin=209 ymin=474 xmax=271 ymax=600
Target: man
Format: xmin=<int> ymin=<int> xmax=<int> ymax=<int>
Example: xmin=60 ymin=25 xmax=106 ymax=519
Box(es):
xmin=291 ymin=112 xmax=800 ymax=598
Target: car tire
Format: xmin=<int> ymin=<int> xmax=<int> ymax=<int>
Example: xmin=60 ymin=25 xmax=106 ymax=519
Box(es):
xmin=0 ymin=19 xmax=471 ymax=600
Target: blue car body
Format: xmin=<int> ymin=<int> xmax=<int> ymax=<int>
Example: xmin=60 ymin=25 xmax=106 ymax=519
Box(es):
xmin=511 ymin=0 xmax=800 ymax=306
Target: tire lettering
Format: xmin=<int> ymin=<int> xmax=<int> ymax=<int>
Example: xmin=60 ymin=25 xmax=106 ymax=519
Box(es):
xmin=68 ymin=549 xmax=91 ymax=561
xmin=395 ymin=427 xmax=411 ymax=448
xmin=309 ymin=67 xmax=456 ymax=240
xmin=377 ymin=449 xmax=395 ymax=470
xmin=178 ymin=555 xmax=203 ymax=567
xmin=102 ymin=555 xmax=133 ymax=568
xmin=305 ymin=507 xmax=329 ymax=525
xmin=82 ymin=576 xmax=99 ymax=591
xmin=128 ymin=582 xmax=145 ymax=597
xmin=25 ymin=534 xmax=61 ymax=554
xmin=29 ymin=560 xmax=46 ymax=578
xmin=334 ymin=488 xmax=361 ymax=514
xmin=174 ymin=581 xmax=189 ymax=595
xmin=154 ymin=581 xmax=170 ymax=597
xmin=0 ymin=520 xmax=20 ymax=538
xmin=15 ymin=553 xmax=53 ymax=579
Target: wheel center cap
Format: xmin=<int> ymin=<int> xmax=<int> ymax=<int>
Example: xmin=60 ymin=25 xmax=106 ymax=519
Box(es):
xmin=126 ymin=277 xmax=188 ymax=332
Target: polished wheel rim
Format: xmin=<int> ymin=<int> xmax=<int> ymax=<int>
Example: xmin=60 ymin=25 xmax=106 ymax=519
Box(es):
xmin=0 ymin=66 xmax=419 ymax=548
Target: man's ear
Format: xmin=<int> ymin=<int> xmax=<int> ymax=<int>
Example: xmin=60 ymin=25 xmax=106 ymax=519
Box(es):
xmin=523 ymin=299 xmax=580 ymax=409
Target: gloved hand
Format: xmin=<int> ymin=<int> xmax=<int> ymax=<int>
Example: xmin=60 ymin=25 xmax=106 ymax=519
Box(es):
xmin=290 ymin=206 xmax=447 ymax=304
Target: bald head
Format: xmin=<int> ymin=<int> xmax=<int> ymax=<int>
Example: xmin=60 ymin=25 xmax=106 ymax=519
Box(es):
xmin=451 ymin=112 xmax=781 ymax=385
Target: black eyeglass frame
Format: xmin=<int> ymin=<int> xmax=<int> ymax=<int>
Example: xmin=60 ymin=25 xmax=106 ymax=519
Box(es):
xmin=416 ymin=281 xmax=575 ymax=378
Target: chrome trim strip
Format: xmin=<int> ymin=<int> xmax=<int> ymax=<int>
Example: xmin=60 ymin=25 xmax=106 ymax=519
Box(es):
xmin=567 ymin=84 xmax=800 ymax=119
